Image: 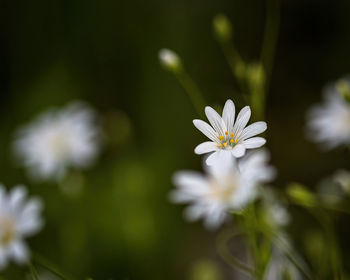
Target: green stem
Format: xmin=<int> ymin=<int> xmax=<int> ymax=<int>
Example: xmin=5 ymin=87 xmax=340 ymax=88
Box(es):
xmin=174 ymin=70 xmax=206 ymax=118
xmin=218 ymin=39 xmax=248 ymax=96
xmin=33 ymin=252 xmax=76 ymax=280
xmin=259 ymin=227 xmax=313 ymax=280
xmin=310 ymin=210 xmax=343 ymax=280
xmin=28 ymin=262 xmax=39 ymax=280
xmin=216 ymin=228 xmax=255 ymax=276
xmin=245 ymin=204 xmax=265 ymax=280
xmin=260 ymin=0 xmax=280 ymax=94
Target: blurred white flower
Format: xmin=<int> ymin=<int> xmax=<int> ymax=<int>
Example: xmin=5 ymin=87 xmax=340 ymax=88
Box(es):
xmin=262 ymin=189 xmax=290 ymax=228
xmin=14 ymin=101 xmax=100 ymax=181
xmin=306 ymin=80 xmax=350 ymax=148
xmin=193 ymin=99 xmax=267 ymax=165
xmin=170 ymin=149 xmax=275 ymax=229
xmin=0 ymin=184 xmax=43 ymax=269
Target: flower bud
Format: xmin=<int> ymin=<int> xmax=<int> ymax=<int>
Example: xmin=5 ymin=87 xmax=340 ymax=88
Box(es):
xmin=213 ymin=14 xmax=232 ymax=42
xmin=287 ymin=183 xmax=317 ymax=207
xmin=336 ymin=79 xmax=350 ymax=103
xmin=159 ymin=48 xmax=182 ymax=72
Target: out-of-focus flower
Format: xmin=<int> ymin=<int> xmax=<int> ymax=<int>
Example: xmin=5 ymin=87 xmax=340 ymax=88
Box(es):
xmin=193 ymin=99 xmax=267 ymax=165
xmin=264 ymin=248 xmax=302 ymax=280
xmin=170 ymin=149 xmax=275 ymax=229
xmin=265 ymin=203 xmax=290 ymax=228
xmin=261 ymin=187 xmax=289 ymax=229
xmin=306 ymin=78 xmax=350 ymax=148
xmin=158 ymin=49 xmax=182 ymax=72
xmin=0 ymin=185 xmax=43 ymax=269
xmin=13 ymin=101 xmax=100 ymax=181
xmin=334 ymin=169 xmax=350 ymax=194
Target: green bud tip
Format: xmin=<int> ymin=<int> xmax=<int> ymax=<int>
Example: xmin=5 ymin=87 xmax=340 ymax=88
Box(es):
xmin=213 ymin=14 xmax=232 ymax=41
xmin=336 ymin=79 xmax=350 ymax=103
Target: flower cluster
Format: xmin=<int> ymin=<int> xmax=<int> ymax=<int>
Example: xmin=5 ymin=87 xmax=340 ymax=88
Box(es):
xmin=171 ymin=99 xmax=275 ymax=229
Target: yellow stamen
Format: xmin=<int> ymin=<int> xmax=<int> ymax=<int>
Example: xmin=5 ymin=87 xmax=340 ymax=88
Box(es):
xmin=219 ymin=135 xmax=224 ymax=141
xmin=230 ymin=139 xmax=234 ymax=143
xmin=225 ymin=131 xmax=228 ymax=135
xmin=230 ymin=133 xmax=234 ymax=137
xmin=234 ymin=138 xmax=238 ymax=143
xmin=218 ymin=143 xmax=223 ymax=148
xmin=223 ymin=142 xmax=227 ymax=147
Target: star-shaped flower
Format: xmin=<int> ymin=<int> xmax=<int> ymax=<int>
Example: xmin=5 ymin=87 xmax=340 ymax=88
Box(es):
xmin=193 ymin=99 xmax=267 ymax=165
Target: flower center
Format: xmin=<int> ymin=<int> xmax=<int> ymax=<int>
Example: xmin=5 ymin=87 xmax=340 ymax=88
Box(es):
xmin=49 ymin=133 xmax=70 ymax=158
xmin=218 ymin=131 xmax=238 ymax=149
xmin=0 ymin=217 xmax=15 ymax=246
xmin=208 ymin=177 xmax=238 ymax=203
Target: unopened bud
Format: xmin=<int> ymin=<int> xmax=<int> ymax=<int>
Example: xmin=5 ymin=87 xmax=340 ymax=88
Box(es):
xmin=213 ymin=14 xmax=232 ymax=42
xmin=287 ymin=183 xmax=317 ymax=207
xmin=336 ymin=79 xmax=350 ymax=103
xmin=159 ymin=48 xmax=182 ymax=72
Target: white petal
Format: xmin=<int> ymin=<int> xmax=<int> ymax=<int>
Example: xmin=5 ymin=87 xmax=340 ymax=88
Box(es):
xmin=205 ymin=150 xmax=230 ymax=166
xmin=243 ymin=137 xmax=266 ymax=149
xmin=233 ymin=106 xmax=251 ymax=134
xmin=239 ymin=121 xmax=267 ymax=140
xmin=194 ymin=141 xmax=218 ymax=154
xmin=222 ymin=99 xmax=235 ymax=131
xmin=172 ymin=171 xmax=208 ymax=190
xmin=205 ymin=106 xmax=227 ymax=136
xmin=231 ymin=144 xmax=246 ymax=158
xmin=193 ymin=119 xmax=218 ymax=142
xmin=0 ymin=249 xmax=8 ymax=270
xmin=9 ymin=186 xmax=27 ymax=212
xmin=184 ymin=205 xmax=204 ymax=221
xmin=9 ymin=240 xmax=29 ymax=264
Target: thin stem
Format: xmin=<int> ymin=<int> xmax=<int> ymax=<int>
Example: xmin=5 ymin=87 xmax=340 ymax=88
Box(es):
xmin=216 ymin=228 xmax=255 ymax=276
xmin=28 ymin=262 xmax=39 ymax=280
xmin=174 ymin=70 xmax=206 ymax=118
xmin=33 ymin=252 xmax=75 ymax=280
xmin=218 ymin=39 xmax=247 ymax=96
xmin=309 ymin=210 xmax=344 ymax=280
xmin=260 ymin=0 xmax=280 ymax=94
xmin=259 ymin=227 xmax=313 ymax=280
xmin=245 ymin=204 xmax=265 ymax=280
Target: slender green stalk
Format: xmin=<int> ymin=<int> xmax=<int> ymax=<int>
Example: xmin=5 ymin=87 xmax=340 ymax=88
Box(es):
xmin=259 ymin=226 xmax=313 ymax=280
xmin=174 ymin=70 xmax=206 ymax=118
xmin=245 ymin=204 xmax=266 ymax=280
xmin=309 ymin=210 xmax=344 ymax=280
xmin=33 ymin=252 xmax=75 ymax=280
xmin=216 ymin=228 xmax=255 ymax=276
xmin=260 ymin=0 xmax=280 ymax=94
xmin=218 ymin=39 xmax=247 ymax=95
xmin=28 ymin=262 xmax=39 ymax=280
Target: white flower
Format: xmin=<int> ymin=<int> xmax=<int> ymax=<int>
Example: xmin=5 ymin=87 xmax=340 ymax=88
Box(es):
xmin=306 ymin=80 xmax=350 ymax=148
xmin=13 ymin=101 xmax=101 ymax=181
xmin=193 ymin=99 xmax=267 ymax=165
xmin=170 ymin=149 xmax=275 ymax=229
xmin=0 ymin=184 xmax=43 ymax=269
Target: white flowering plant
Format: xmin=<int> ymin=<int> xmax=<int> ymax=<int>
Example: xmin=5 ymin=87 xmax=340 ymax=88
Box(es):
xmin=160 ymin=8 xmax=350 ymax=280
